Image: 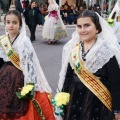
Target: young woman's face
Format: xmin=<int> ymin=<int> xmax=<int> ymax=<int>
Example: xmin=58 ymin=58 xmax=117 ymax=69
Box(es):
xmin=31 ymin=2 xmax=36 ymax=8
xmin=77 ymin=17 xmax=98 ymax=42
xmin=5 ymin=14 xmax=20 ymax=35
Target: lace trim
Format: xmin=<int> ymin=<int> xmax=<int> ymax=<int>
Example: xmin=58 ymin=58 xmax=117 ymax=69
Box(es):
xmin=86 ymin=42 xmax=114 ymax=73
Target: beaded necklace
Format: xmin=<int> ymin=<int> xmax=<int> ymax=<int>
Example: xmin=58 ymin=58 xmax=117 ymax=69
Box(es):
xmin=81 ymin=41 xmax=96 ymax=61
xmin=8 ymin=33 xmax=19 ymax=45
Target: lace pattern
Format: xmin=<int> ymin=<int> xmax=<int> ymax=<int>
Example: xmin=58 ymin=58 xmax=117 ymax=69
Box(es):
xmin=0 ymin=19 xmax=52 ymax=93
xmin=58 ymin=31 xmax=80 ymax=91
xmin=13 ymin=36 xmax=52 ymax=93
xmin=113 ymin=21 xmax=120 ymax=42
xmin=86 ymin=41 xmax=114 ymax=73
xmin=42 ymin=14 xmax=66 ymax=41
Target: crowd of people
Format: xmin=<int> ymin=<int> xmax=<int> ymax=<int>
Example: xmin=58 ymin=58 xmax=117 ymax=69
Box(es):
xmin=0 ymin=0 xmax=120 ymax=120
xmin=21 ymin=0 xmax=108 ymax=25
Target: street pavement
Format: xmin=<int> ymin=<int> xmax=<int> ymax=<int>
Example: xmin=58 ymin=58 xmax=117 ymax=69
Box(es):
xmin=0 ymin=21 xmax=76 ymax=95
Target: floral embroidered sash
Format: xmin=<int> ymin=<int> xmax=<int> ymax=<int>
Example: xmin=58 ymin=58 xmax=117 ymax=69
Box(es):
xmin=0 ymin=35 xmax=22 ymax=70
xmin=70 ymin=44 xmax=112 ymax=111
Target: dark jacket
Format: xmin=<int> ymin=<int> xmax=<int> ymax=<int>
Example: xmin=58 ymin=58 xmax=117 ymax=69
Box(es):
xmin=23 ymin=7 xmax=42 ymax=26
xmin=0 ymin=0 xmax=4 ymax=9
xmin=15 ymin=0 xmax=23 ymax=13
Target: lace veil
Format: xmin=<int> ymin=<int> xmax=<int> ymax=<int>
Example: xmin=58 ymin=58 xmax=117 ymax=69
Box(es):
xmin=48 ymin=0 xmax=59 ymax=11
xmin=58 ymin=12 xmax=120 ymax=91
xmin=48 ymin=0 xmax=66 ymax=29
xmin=0 ymin=19 xmax=52 ymax=93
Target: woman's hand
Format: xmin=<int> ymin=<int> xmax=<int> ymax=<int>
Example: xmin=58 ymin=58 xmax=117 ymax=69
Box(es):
xmin=114 ymin=113 xmax=120 ymax=120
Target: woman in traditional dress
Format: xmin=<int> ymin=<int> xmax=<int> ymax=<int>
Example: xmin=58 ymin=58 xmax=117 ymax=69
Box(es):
xmin=0 ymin=10 xmax=55 ymax=120
xmin=42 ymin=0 xmax=67 ymax=44
xmin=57 ymin=10 xmax=120 ymax=120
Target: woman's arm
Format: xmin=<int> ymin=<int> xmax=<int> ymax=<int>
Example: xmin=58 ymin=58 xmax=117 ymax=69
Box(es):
xmin=107 ymin=56 xmax=120 ymax=118
xmin=62 ymin=63 xmax=74 ymax=93
xmin=0 ymin=58 xmax=4 ymax=69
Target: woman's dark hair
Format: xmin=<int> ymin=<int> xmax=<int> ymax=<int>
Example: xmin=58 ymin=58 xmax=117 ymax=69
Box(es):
xmin=4 ymin=10 xmax=22 ymax=27
xmin=31 ymin=0 xmax=36 ymax=4
xmin=77 ymin=10 xmax=102 ymax=34
xmin=112 ymin=11 xmax=116 ymax=19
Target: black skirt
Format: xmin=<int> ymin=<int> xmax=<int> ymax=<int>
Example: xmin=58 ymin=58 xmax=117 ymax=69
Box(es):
xmin=64 ymin=81 xmax=114 ymax=120
xmin=63 ymin=63 xmax=114 ymax=120
xmin=0 ymin=62 xmax=29 ymax=119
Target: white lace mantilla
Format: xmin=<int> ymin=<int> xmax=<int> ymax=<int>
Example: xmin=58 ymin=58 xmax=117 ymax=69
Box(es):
xmin=0 ymin=19 xmax=52 ymax=93
xmin=85 ymin=41 xmax=114 ymax=73
xmin=13 ymin=36 xmax=52 ymax=93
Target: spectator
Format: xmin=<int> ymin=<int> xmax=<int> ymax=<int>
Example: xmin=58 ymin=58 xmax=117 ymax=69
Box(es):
xmin=68 ymin=5 xmax=76 ymax=24
xmin=94 ymin=6 xmax=101 ymax=16
xmin=22 ymin=0 xmax=29 ymax=9
xmin=15 ymin=0 xmax=23 ymax=13
xmin=0 ymin=0 xmax=4 ymax=10
xmin=23 ymin=1 xmax=42 ymax=42
xmin=78 ymin=6 xmax=84 ymax=14
xmin=60 ymin=5 xmax=65 ymax=21
xmin=64 ymin=1 xmax=69 ymax=6
xmin=40 ymin=4 xmax=48 ymax=25
xmin=63 ymin=5 xmax=69 ymax=24
xmin=82 ymin=1 xmax=86 ymax=9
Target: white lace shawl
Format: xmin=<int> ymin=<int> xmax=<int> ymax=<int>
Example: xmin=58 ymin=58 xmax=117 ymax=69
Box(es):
xmin=113 ymin=21 xmax=120 ymax=42
xmin=58 ymin=13 xmax=120 ymax=92
xmin=48 ymin=0 xmax=59 ymax=12
xmin=0 ymin=20 xmax=52 ymax=93
xmin=48 ymin=0 xmax=66 ymax=30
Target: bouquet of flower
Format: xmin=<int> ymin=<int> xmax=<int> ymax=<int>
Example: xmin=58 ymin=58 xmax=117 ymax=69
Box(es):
xmin=16 ymin=83 xmax=46 ymax=119
xmin=52 ymin=92 xmax=70 ymax=118
xmin=107 ymin=18 xmax=114 ymax=27
xmin=16 ymin=83 xmax=34 ymax=100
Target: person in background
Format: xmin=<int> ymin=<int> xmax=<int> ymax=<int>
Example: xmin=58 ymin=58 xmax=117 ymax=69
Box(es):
xmin=42 ymin=0 xmax=67 ymax=44
xmin=63 ymin=5 xmax=69 ymax=25
xmin=22 ymin=0 xmax=29 ymax=9
xmin=40 ymin=4 xmax=48 ymax=25
xmin=60 ymin=5 xmax=65 ymax=22
xmin=0 ymin=0 xmax=4 ymax=10
xmin=68 ymin=5 xmax=76 ymax=25
xmin=23 ymin=0 xmax=42 ymax=42
xmin=15 ymin=0 xmax=23 ymax=13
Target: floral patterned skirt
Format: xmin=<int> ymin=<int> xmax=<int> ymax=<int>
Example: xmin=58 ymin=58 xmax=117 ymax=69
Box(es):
xmin=54 ymin=19 xmax=67 ymax=41
xmin=42 ymin=16 xmax=67 ymax=41
xmin=0 ymin=62 xmax=55 ymax=120
xmin=0 ymin=62 xmax=29 ymax=119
